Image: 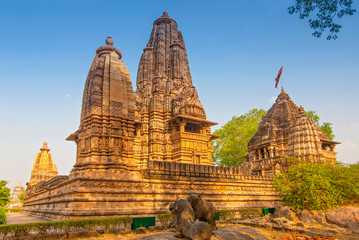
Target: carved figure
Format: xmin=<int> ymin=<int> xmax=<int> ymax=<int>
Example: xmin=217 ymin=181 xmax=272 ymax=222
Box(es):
xmin=187 ymin=195 xmax=217 ymax=230
xmin=172 ymin=198 xmax=212 ymax=240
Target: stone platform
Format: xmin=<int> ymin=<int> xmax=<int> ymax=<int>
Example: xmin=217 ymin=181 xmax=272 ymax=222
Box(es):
xmin=22 ymin=161 xmax=280 ymax=220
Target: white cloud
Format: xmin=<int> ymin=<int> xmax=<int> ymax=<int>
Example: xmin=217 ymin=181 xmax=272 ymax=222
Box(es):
xmin=65 ymin=94 xmax=71 ymax=98
xmin=269 ymin=96 xmax=276 ymax=104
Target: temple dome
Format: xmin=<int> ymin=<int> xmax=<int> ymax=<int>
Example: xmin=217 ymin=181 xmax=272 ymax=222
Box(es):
xmin=288 ymin=106 xmax=323 ymax=159
xmin=248 ymin=88 xmax=299 ymax=149
xmin=153 ymin=11 xmax=177 ymax=26
xmin=96 ymin=36 xmax=122 ymax=58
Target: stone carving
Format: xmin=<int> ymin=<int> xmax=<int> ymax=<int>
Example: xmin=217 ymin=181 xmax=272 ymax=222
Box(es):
xmin=187 ymin=195 xmax=217 ymax=230
xmin=134 ymin=12 xmax=217 ymax=167
xmin=246 ymin=88 xmax=340 ymax=176
xmin=171 ymin=198 xmax=212 ymax=240
xmin=29 ymin=142 xmax=58 ymax=186
xmin=66 ymin=36 xmax=137 ymax=177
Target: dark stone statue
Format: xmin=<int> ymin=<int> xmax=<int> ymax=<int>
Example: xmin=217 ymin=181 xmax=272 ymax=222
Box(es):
xmin=170 ymin=198 xmax=212 ymax=240
xmin=187 ymin=195 xmax=217 ymax=230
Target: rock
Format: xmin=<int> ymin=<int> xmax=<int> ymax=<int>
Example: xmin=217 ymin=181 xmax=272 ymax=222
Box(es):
xmin=296 ymin=222 xmax=305 ymax=227
xmin=273 ymin=206 xmax=296 ymax=221
xmin=325 ymin=206 xmax=359 ymax=230
xmin=297 ymin=210 xmax=314 ymax=225
xmin=135 ymin=227 xmax=147 ymax=234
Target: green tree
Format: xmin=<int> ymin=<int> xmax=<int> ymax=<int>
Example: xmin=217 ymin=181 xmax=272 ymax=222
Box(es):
xmin=273 ymin=161 xmax=359 ymax=211
xmin=212 ymin=109 xmax=266 ymax=167
xmin=0 ymin=180 xmax=10 ymax=207
xmin=288 ymin=0 xmax=356 ymax=40
xmin=305 ymin=110 xmax=335 ymax=140
xmin=19 ymin=190 xmax=27 ymax=204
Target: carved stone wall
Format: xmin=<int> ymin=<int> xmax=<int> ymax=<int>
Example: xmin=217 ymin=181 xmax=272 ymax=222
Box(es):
xmin=23 ymin=161 xmax=280 ymax=220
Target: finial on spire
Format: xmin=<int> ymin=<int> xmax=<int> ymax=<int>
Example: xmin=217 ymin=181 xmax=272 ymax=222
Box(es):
xmin=40 ymin=142 xmax=50 ymax=152
xmin=106 ymin=36 xmax=114 ymax=45
xmin=281 ymin=86 xmax=285 ymax=93
xmin=163 ymin=11 xmax=168 ymax=16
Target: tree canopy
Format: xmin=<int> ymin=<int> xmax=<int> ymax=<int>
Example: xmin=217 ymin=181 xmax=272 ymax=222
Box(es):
xmin=288 ymin=0 xmax=356 ymax=40
xmin=212 ymin=109 xmax=266 ymax=167
xmin=0 ymin=180 xmax=10 ymax=207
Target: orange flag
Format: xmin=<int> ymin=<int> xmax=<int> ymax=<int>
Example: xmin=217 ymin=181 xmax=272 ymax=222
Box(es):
xmin=275 ymin=66 xmax=283 ymax=88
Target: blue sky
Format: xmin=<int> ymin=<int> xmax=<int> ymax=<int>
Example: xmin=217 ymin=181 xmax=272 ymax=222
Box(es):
xmin=1 ymin=0 xmax=358 ymax=191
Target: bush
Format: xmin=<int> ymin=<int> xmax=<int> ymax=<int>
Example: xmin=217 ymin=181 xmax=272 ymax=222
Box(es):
xmin=273 ymin=161 xmax=359 ymax=212
xmin=4 ymin=208 xmax=21 ymax=212
xmin=0 ymin=216 xmax=133 ymax=238
xmin=0 ymin=207 xmax=6 ymax=224
xmin=218 ymin=208 xmax=263 ymax=220
xmin=158 ymin=213 xmax=173 ymax=226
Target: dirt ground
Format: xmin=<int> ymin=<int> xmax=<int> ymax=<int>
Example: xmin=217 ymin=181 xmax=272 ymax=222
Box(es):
xmin=70 ymin=224 xmax=351 ymax=240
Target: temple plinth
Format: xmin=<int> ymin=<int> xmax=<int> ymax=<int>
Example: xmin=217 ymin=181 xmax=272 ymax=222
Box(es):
xmin=29 ymin=142 xmax=58 ymax=186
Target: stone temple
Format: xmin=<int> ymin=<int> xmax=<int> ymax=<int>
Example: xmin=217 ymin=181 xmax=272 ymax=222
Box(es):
xmin=29 ymin=142 xmax=58 ymax=186
xmin=245 ymin=88 xmax=340 ymax=177
xmin=23 ymin=12 xmax=279 ymax=220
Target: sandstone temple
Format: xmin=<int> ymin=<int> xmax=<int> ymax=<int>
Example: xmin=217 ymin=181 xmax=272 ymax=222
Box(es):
xmin=245 ymin=88 xmax=340 ymax=177
xmin=22 ymin=12 xmax=338 ymax=220
xmin=29 ymin=142 xmax=58 ymax=186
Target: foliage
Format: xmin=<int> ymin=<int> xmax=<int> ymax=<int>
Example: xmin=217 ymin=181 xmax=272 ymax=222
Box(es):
xmin=305 ymin=110 xmax=335 ymax=140
xmin=0 ymin=216 xmax=133 ymax=238
xmin=0 ymin=181 xmax=10 ymax=207
xmin=19 ymin=190 xmax=26 ymax=204
xmin=288 ymin=0 xmax=356 ymax=40
xmin=273 ymin=161 xmax=359 ymax=212
xmin=0 ymin=207 xmax=6 ymax=225
xmin=212 ymin=109 xmax=266 ymax=167
xmin=158 ymin=213 xmax=173 ymax=226
xmin=218 ymin=208 xmax=263 ymax=221
xmin=3 ymin=208 xmax=21 ymax=212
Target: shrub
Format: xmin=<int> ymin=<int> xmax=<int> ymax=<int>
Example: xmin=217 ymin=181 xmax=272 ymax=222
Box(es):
xmin=273 ymin=161 xmax=359 ymax=212
xmin=218 ymin=208 xmax=263 ymax=220
xmin=158 ymin=213 xmax=173 ymax=226
xmin=3 ymin=208 xmax=21 ymax=212
xmin=0 ymin=216 xmax=133 ymax=238
xmin=0 ymin=207 xmax=6 ymax=224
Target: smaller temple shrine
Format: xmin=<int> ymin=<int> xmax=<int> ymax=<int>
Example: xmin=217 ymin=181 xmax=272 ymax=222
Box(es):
xmin=29 ymin=142 xmax=58 ymax=186
xmin=246 ymin=88 xmax=340 ymax=176
xmin=10 ymin=183 xmax=25 ymax=205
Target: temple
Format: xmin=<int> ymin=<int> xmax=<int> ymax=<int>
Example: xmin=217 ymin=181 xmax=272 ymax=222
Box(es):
xmin=246 ymin=88 xmax=340 ymax=176
xmin=134 ymin=12 xmax=216 ymax=167
xmin=29 ymin=142 xmax=58 ymax=186
xmin=10 ymin=183 xmax=25 ymax=206
xmin=22 ymin=13 xmax=297 ymax=220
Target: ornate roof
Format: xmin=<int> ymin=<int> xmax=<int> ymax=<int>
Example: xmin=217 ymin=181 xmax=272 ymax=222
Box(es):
xmin=248 ymin=88 xmax=299 ymax=149
xmin=288 ymin=106 xmax=323 ymax=157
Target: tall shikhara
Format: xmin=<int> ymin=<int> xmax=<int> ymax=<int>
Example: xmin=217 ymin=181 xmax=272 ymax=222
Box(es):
xmin=135 ymin=12 xmax=216 ymax=167
xmin=30 ymin=142 xmax=58 ymax=186
xmin=67 ymin=36 xmax=137 ymax=178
